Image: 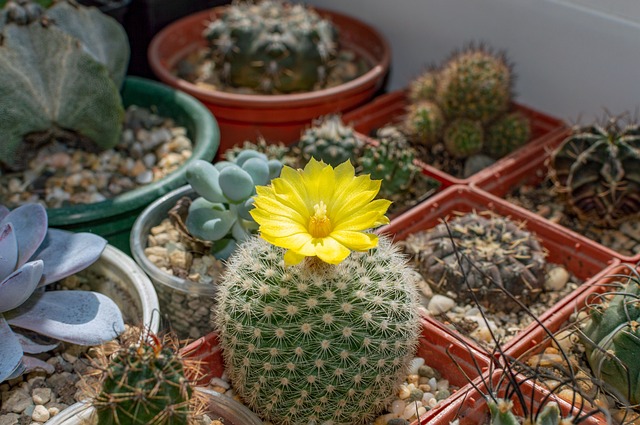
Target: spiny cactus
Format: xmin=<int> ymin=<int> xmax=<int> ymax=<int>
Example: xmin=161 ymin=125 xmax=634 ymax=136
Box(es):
xmin=224 ymin=137 xmax=300 ymax=168
xmin=215 ymin=236 xmax=421 ymax=425
xmin=548 ymin=118 xmax=640 ymax=227
xmin=298 ymin=115 xmax=363 ymax=167
xmin=484 ymin=112 xmax=531 ymax=158
xmin=443 ymin=118 xmax=484 ymax=158
xmin=435 ymin=45 xmax=512 ymax=124
xmin=403 ymin=100 xmax=446 ymax=146
xmin=580 ymin=269 xmax=640 ymax=405
xmin=407 ymin=70 xmax=439 ymax=103
xmin=488 ymin=399 xmax=571 ymax=425
xmin=204 ymin=0 xmax=338 ymax=94
xmin=402 ymin=211 xmax=547 ymax=309
xmin=185 ymin=151 xmax=283 ymax=259
xmin=0 ymin=0 xmax=129 ymax=169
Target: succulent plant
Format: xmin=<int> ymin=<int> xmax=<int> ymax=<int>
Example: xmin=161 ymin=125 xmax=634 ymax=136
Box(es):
xmin=298 ymin=115 xmax=363 ymax=167
xmin=185 ymin=150 xmax=283 ymax=259
xmin=580 ymin=269 xmax=640 ymax=405
xmin=488 ymin=399 xmax=569 ymax=425
xmin=216 ymin=235 xmax=421 ymax=424
xmin=484 ymin=112 xmax=531 ymax=158
xmin=402 ymin=100 xmax=445 ymax=146
xmin=0 ymin=0 xmax=129 ymax=169
xmin=0 ymin=203 xmax=124 ymax=383
xmin=402 ymin=211 xmax=547 ymax=309
xmin=2 ymin=0 xmax=44 ymax=25
xmin=548 ymin=118 xmax=640 ymax=227
xmin=435 ymin=45 xmax=512 ymax=124
xmin=224 ymin=137 xmax=301 ymax=168
xmin=443 ymin=118 xmax=485 ymax=158
xmin=204 ymin=0 xmax=338 ymax=94
xmin=407 ymin=69 xmax=439 ymax=103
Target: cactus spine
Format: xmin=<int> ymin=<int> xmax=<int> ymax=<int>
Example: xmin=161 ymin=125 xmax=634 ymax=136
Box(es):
xmin=403 ymin=101 xmax=446 ymax=146
xmin=298 ymin=115 xmax=362 ymax=167
xmin=484 ymin=112 xmax=531 ymax=158
xmin=443 ymin=118 xmax=485 ymax=158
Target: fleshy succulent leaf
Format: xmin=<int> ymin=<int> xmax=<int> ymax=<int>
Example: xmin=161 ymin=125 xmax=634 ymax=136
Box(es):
xmin=242 ymin=156 xmax=270 ymax=186
xmin=219 ymin=165 xmax=254 ymax=202
xmin=234 ymin=149 xmax=267 ymax=167
xmin=18 ymin=355 xmax=55 ymax=375
xmin=186 ymin=199 xmax=237 ymax=242
xmin=0 ymin=223 xmax=18 ymax=281
xmin=0 ymin=260 xmax=43 ymax=313
xmin=0 ymin=316 xmax=24 ymax=383
xmin=6 ymin=290 xmax=125 ymax=345
xmin=32 ymin=229 xmax=106 ymax=286
xmin=0 ymin=204 xmax=47 ymax=267
xmin=0 ymin=205 xmax=9 ymax=220
xmin=186 ymin=159 xmax=226 ymax=203
xmin=16 ymin=333 xmax=59 ymax=354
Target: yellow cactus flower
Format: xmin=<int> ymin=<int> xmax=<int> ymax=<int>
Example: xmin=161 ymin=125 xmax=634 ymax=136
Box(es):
xmin=251 ymin=158 xmax=391 ymax=265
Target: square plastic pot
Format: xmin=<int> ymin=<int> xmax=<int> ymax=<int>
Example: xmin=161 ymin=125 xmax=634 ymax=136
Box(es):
xmin=378 ymin=185 xmax=617 ymax=358
xmin=341 ymin=90 xmax=566 ymax=187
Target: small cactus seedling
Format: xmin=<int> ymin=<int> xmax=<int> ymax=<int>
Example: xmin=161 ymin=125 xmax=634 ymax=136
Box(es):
xmin=298 ymin=115 xmax=363 ymax=167
xmin=224 ymin=137 xmax=301 ymax=168
xmin=407 ymin=69 xmax=439 ymax=103
xmin=435 ymin=45 xmax=512 ymax=124
xmin=443 ymin=118 xmax=485 ymax=158
xmin=484 ymin=112 xmax=531 ymax=158
xmin=204 ymin=0 xmax=338 ymax=94
xmin=403 ymin=100 xmax=446 ymax=146
xmin=548 ymin=117 xmax=640 ymax=227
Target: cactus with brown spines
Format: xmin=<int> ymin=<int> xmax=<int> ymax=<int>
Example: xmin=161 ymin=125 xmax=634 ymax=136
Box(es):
xmin=203 ymin=0 xmax=338 ymax=94
xmin=298 ymin=115 xmax=363 ymax=167
xmin=403 ymin=100 xmax=446 ymax=146
xmin=548 ymin=117 xmax=640 ymax=227
xmin=402 ymin=211 xmax=547 ymax=309
xmin=484 ymin=112 xmax=531 ymax=158
xmin=407 ymin=69 xmax=439 ymax=103
xmin=443 ymin=118 xmax=485 ymax=158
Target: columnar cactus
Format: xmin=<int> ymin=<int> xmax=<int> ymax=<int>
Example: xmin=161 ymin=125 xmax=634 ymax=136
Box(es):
xmin=484 ymin=112 xmax=531 ymax=158
xmin=403 ymin=101 xmax=446 ymax=146
xmin=548 ymin=118 xmax=640 ymax=227
xmin=204 ymin=0 xmax=338 ymax=94
xmin=443 ymin=118 xmax=485 ymax=158
xmin=298 ymin=115 xmax=363 ymax=167
xmin=402 ymin=212 xmax=547 ymax=308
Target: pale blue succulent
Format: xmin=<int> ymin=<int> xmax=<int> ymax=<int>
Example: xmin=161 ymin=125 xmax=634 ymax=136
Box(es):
xmin=185 ymin=150 xmax=283 ymax=260
xmin=0 ymin=203 xmax=124 ymax=383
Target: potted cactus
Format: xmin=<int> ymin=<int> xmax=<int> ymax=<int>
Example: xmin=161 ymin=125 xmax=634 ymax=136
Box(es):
xmin=147 ymin=0 xmax=390 ymax=154
xmin=0 ymin=0 xmax=219 ymax=252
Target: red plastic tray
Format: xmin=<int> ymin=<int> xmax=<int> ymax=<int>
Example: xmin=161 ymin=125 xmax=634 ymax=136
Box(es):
xmin=342 ymin=90 xmax=566 ymax=187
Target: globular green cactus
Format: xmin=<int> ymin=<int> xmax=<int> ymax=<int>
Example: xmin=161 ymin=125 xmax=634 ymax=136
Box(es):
xmin=484 ymin=112 xmax=531 ymax=158
xmin=204 ymin=0 xmax=338 ymax=94
xmin=548 ymin=118 xmax=640 ymax=227
xmin=488 ymin=399 xmax=570 ymax=425
xmin=0 ymin=0 xmax=129 ymax=169
xmin=580 ymin=269 xmax=640 ymax=405
xmin=185 ymin=150 xmax=283 ymax=259
xmin=298 ymin=115 xmax=363 ymax=167
xmin=224 ymin=137 xmax=301 ymax=168
xmin=443 ymin=118 xmax=485 ymax=158
xmin=407 ymin=70 xmax=439 ymax=103
xmin=216 ymin=236 xmax=421 ymax=425
xmin=403 ymin=100 xmax=446 ymax=146
xmin=402 ymin=212 xmax=547 ymax=309
xmin=435 ymin=46 xmax=512 ymax=124
xmin=358 ymin=125 xmax=420 ymax=202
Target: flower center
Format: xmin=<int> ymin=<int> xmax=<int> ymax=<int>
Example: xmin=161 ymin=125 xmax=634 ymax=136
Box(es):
xmin=309 ymin=201 xmax=332 ymax=238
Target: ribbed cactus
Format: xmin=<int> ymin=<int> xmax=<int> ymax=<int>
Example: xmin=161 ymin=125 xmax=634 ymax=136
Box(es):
xmin=484 ymin=112 xmax=531 ymax=158
xmin=435 ymin=46 xmax=512 ymax=124
xmin=185 ymin=151 xmax=283 ymax=259
xmin=443 ymin=118 xmax=485 ymax=158
xmin=488 ymin=399 xmax=567 ymax=425
xmin=402 ymin=212 xmax=547 ymax=309
xmin=204 ymin=0 xmax=337 ymax=94
xmin=548 ymin=118 xmax=640 ymax=227
xmin=216 ymin=236 xmax=422 ymax=425
xmin=580 ymin=270 xmax=640 ymax=405
xmin=0 ymin=0 xmax=128 ymax=169
xmin=224 ymin=138 xmax=301 ymax=168
xmin=407 ymin=70 xmax=439 ymax=103
xmin=298 ymin=115 xmax=362 ymax=167
xmin=403 ymin=101 xmax=446 ymax=146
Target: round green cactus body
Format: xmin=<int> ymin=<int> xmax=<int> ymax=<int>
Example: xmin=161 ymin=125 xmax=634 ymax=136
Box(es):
xmin=298 ymin=115 xmax=362 ymax=167
xmin=548 ymin=120 xmax=640 ymax=227
xmin=403 ymin=100 xmax=445 ymax=146
xmin=407 ymin=70 xmax=439 ymax=103
xmin=216 ymin=235 xmax=422 ymax=425
xmin=204 ymin=0 xmax=338 ymax=94
xmin=436 ymin=47 xmax=511 ymax=124
xmin=484 ymin=112 xmax=531 ymax=158
xmin=443 ymin=118 xmax=484 ymax=158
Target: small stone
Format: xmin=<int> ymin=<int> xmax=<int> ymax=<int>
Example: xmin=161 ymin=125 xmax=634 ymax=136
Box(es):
xmin=397 ymin=385 xmax=411 ymax=400
xmin=406 ymin=374 xmax=419 ymax=386
xmin=388 ymin=418 xmax=410 ymax=425
xmin=408 ymin=357 xmax=425 ymax=374
xmin=417 ymin=365 xmax=436 ymax=379
xmin=32 ymin=387 xmax=52 ymax=405
xmin=135 ymin=170 xmax=154 ymax=184
xmin=209 ymin=377 xmax=230 ymax=390
xmin=389 ymin=399 xmax=406 ymax=415
xmin=32 ymin=404 xmax=51 ymax=422
xmin=427 ymin=294 xmax=456 ymax=314
xmin=0 ymin=413 xmax=20 ymax=425
xmin=4 ymin=389 xmax=33 ymax=413
xmin=544 ymin=266 xmax=570 ymax=291
xmin=48 ymin=406 xmax=61 ymax=417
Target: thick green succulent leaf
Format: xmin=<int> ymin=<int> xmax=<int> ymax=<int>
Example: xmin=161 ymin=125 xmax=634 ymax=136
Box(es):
xmin=46 ymin=1 xmax=129 ymax=88
xmin=0 ymin=24 xmax=123 ymax=167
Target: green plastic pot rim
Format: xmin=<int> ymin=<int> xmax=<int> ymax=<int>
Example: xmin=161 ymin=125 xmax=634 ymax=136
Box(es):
xmin=46 ymin=76 xmax=219 ymax=226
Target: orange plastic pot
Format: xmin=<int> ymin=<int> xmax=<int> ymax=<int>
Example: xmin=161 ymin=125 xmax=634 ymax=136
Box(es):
xmin=148 ymin=6 xmax=390 ymax=157
xmin=378 ymin=185 xmax=617 ymax=357
xmin=342 ymin=90 xmax=565 ymax=187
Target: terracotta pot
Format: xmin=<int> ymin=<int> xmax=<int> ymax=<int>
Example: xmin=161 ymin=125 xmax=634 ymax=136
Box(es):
xmin=378 ymin=185 xmax=616 ymax=357
xmin=342 ymin=90 xmax=566 ymax=187
xmin=148 ymin=7 xmax=390 ymax=156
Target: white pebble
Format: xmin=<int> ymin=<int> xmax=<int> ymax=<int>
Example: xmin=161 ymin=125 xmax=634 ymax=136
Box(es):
xmin=408 ymin=357 xmax=425 ymax=374
xmin=209 ymin=377 xmax=230 ymax=390
xmin=545 ymin=266 xmax=570 ymax=291
xmin=398 ymin=385 xmax=411 ymax=400
xmin=422 ymin=392 xmax=435 ymax=404
xmin=402 ymin=401 xmax=421 ymax=420
xmin=389 ymin=399 xmax=406 ymax=415
xmin=428 ymin=294 xmax=456 ymax=314
xmin=32 ymin=404 xmax=50 ymax=422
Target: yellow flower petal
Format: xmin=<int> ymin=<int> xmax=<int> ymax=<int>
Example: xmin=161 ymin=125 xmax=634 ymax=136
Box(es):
xmin=333 ymin=199 xmax=392 ymax=231
xmin=330 ymin=230 xmax=379 ymax=251
xmin=261 ymin=232 xmax=316 ymax=256
xmin=283 ymin=250 xmax=305 ymax=266
xmin=314 ymin=237 xmax=351 ymax=265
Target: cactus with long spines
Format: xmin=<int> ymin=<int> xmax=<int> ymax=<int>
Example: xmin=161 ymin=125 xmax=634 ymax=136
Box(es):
xmin=548 ymin=118 xmax=640 ymax=227
xmin=443 ymin=118 xmax=484 ymax=158
xmin=204 ymin=0 xmax=338 ymax=94
xmin=484 ymin=112 xmax=531 ymax=158
xmin=298 ymin=115 xmax=363 ymax=167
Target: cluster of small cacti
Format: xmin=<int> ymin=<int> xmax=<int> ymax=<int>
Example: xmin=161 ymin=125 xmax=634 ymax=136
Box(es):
xmin=0 ymin=0 xmax=130 ymax=170
xmin=403 ymin=44 xmax=531 ymax=164
xmin=185 ymin=150 xmax=283 ymax=259
xmin=216 ymin=236 xmax=422 ymax=424
xmin=548 ymin=117 xmax=640 ymax=228
xmin=297 ymin=115 xmax=363 ymax=167
xmin=203 ymin=0 xmax=338 ymax=94
xmin=401 ymin=211 xmax=548 ymax=309
xmin=224 ymin=137 xmax=301 ymax=168
xmin=488 ymin=399 xmax=567 ymax=425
